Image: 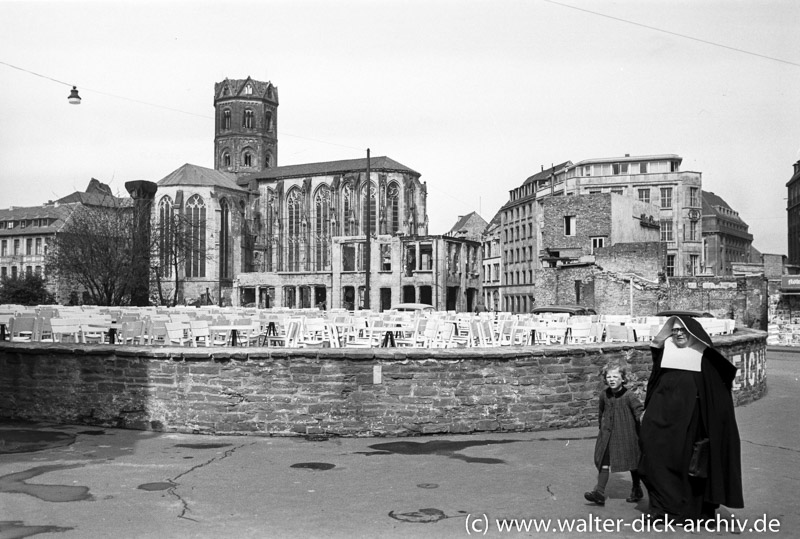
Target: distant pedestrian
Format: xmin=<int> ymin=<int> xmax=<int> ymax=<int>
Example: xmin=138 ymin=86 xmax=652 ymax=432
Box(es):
xmin=585 ymin=360 xmax=644 ymax=506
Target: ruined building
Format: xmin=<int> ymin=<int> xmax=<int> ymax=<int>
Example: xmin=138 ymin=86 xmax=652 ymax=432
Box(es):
xmin=152 ymin=77 xmax=481 ymax=310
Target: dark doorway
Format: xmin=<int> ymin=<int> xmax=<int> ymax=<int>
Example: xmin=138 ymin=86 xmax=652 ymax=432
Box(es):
xmin=343 ymin=286 xmax=355 ymax=311
xmin=315 ymin=286 xmax=327 ymax=310
xmin=419 ymin=286 xmax=432 ymax=305
xmin=380 ymin=288 xmax=392 ymax=312
xmin=403 ymin=285 xmax=415 ymax=303
xmin=446 ymin=286 xmax=459 ymax=311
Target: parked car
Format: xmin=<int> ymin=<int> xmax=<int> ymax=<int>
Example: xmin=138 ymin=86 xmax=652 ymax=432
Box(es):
xmin=390 ymin=303 xmax=436 ymax=313
xmin=655 ymin=310 xmax=714 ymax=318
xmin=530 ymin=305 xmax=597 ymax=316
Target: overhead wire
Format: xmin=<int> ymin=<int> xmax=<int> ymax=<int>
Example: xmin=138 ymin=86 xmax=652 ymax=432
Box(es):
xmin=542 ymin=0 xmax=800 ymax=69
xmin=0 ymin=59 xmax=366 ymax=153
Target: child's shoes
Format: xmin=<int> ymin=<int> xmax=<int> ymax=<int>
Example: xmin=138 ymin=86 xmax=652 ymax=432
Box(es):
xmin=583 ymin=490 xmax=606 ymax=505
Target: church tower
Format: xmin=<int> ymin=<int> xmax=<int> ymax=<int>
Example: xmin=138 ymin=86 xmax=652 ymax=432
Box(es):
xmin=214 ymin=77 xmax=278 ymax=176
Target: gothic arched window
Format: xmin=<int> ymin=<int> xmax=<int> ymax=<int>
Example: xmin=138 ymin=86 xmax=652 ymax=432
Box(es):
xmin=219 ymin=198 xmax=232 ymax=280
xmin=185 ymin=195 xmax=206 ymax=278
xmin=287 ymin=188 xmax=302 ymax=271
xmin=342 ymin=183 xmax=354 ymax=236
xmin=222 ymin=109 xmax=231 ymax=130
xmin=222 ymin=151 xmax=231 ymax=167
xmin=157 ymin=196 xmax=173 ymax=277
xmin=387 ymin=182 xmax=400 ymax=235
xmin=362 ymin=181 xmax=377 ymax=235
xmin=314 ymin=185 xmax=331 ymax=270
xmin=243 ymin=151 xmax=252 ymax=167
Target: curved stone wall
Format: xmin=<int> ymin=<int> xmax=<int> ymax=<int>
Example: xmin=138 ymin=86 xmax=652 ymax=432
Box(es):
xmin=0 ymin=329 xmax=766 ymax=437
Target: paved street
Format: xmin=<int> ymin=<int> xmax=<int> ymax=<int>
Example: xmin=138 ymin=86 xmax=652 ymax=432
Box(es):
xmin=1 ymin=351 xmax=798 ymax=539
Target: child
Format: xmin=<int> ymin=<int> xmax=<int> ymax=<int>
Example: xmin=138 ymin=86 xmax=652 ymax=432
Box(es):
xmin=584 ymin=360 xmax=645 ymax=505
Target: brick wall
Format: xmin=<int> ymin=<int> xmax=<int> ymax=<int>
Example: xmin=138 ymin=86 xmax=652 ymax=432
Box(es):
xmin=0 ymin=330 xmax=766 ymax=437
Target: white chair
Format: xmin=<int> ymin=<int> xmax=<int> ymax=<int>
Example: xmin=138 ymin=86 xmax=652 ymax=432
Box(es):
xmin=164 ymin=322 xmax=193 ymax=346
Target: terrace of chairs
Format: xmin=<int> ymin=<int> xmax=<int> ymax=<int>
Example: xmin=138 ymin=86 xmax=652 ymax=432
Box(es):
xmin=0 ymin=304 xmax=737 ymax=350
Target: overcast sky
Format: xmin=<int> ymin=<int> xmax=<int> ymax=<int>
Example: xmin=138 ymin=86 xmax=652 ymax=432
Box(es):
xmin=1 ymin=0 xmax=799 ymax=254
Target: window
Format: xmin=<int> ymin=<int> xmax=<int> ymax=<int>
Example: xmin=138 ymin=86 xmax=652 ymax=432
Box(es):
xmin=689 ymin=187 xmax=700 ymax=207
xmin=612 ymin=163 xmax=628 ymax=175
xmin=26 ymin=238 xmax=32 ymax=255
xmin=314 ymin=186 xmax=331 ymax=270
xmin=157 ymin=196 xmax=173 ymax=277
xmin=25 ymin=266 xmax=32 ymax=276
xmin=387 ymin=183 xmax=400 ymax=234
xmin=35 ymin=266 xmax=42 ymax=275
xmin=222 ymin=109 xmax=231 ymax=130
xmin=380 ymin=244 xmax=391 ymax=271
xmin=639 ymin=162 xmax=648 ymax=174
xmin=564 ymin=215 xmax=576 ymax=236
xmin=222 ymin=152 xmax=231 ymax=167
xmin=243 ymin=109 xmax=254 ymax=128
xmin=244 ymin=84 xmax=252 ymax=95
xmin=689 ymin=255 xmax=699 ymax=276
xmin=638 ymin=188 xmax=650 ymax=204
xmin=35 ymin=238 xmax=42 ymax=255
xmin=1 ymin=240 xmax=6 ymax=256
xmin=219 ymin=199 xmax=232 ymax=280
xmin=185 ymin=195 xmax=206 ymax=278
xmin=611 ymin=188 xmax=623 ymax=195
xmin=342 ymin=243 xmax=362 ymax=272
xmin=591 ymin=237 xmax=606 ymax=253
xmin=243 ymin=152 xmax=252 ymax=167
xmin=660 ymin=219 xmax=674 ymax=242
xmin=362 ymin=182 xmax=377 ymax=234
xmin=688 ymin=220 xmax=698 ymax=241
xmin=0 ymin=267 xmax=5 ymax=278
xmin=287 ymin=189 xmax=302 ymax=271
xmin=13 ymin=239 xmax=20 ymax=255
xmin=665 ymin=254 xmax=675 ymax=277
xmin=11 ymin=266 xmax=18 ymax=278
xmin=660 ymin=187 xmax=672 ymax=208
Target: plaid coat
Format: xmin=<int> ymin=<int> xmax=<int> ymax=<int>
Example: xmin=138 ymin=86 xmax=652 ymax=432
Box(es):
xmin=593 ymin=386 xmax=643 ymax=472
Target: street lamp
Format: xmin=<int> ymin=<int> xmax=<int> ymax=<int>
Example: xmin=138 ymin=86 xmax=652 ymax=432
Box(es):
xmin=67 ymin=86 xmax=81 ymax=105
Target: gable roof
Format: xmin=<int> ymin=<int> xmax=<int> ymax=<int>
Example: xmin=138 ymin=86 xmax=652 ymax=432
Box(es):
xmin=157 ymin=163 xmax=247 ymax=192
xmin=447 ymin=211 xmax=488 ymax=235
xmin=237 ymin=156 xmax=420 ymax=185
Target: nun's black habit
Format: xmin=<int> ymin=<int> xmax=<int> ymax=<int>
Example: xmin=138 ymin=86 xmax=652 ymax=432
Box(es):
xmin=638 ymin=315 xmax=744 ymax=520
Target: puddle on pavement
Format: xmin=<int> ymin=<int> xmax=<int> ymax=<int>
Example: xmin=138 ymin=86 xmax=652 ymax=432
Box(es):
xmin=417 ymin=483 xmax=439 ymax=489
xmin=0 ymin=521 xmax=73 ymax=537
xmin=0 ymin=429 xmax=76 ymax=454
xmin=174 ymin=443 xmax=232 ymax=450
xmin=137 ymin=482 xmax=175 ymax=491
xmin=388 ymin=508 xmax=450 ymax=523
xmin=0 ymin=464 xmax=92 ymax=502
xmin=290 ymin=462 xmax=336 ymax=471
xmin=361 ymin=439 xmax=520 ymax=464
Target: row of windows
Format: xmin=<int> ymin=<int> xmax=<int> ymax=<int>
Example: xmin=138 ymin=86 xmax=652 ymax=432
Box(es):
xmin=0 ymin=265 xmax=43 ymax=278
xmin=0 ymin=237 xmax=47 ymax=257
xmin=568 ymin=159 xmax=679 ymax=178
xmin=220 ymin=108 xmax=274 ymax=131
xmin=504 ymin=223 xmax=534 ymax=243
xmin=220 ymin=149 xmax=272 ymax=169
xmin=505 ymin=269 xmax=535 ymax=285
xmin=0 ymin=218 xmax=54 ymax=230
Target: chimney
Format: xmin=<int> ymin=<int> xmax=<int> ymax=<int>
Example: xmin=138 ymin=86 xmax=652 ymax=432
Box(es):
xmin=794 ymin=160 xmax=800 ymax=176
xmin=625 ymin=153 xmax=630 ymax=157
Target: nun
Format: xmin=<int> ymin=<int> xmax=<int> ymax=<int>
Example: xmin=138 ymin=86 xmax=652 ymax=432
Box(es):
xmin=638 ymin=315 xmax=744 ymax=523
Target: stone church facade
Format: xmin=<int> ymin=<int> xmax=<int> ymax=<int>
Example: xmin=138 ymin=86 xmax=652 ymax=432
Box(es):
xmin=152 ymin=77 xmax=481 ymax=311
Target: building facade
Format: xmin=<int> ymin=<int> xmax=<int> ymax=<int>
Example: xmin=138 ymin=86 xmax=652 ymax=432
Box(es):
xmin=786 ymin=160 xmax=800 ymax=266
xmin=701 ymin=190 xmax=754 ymax=276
